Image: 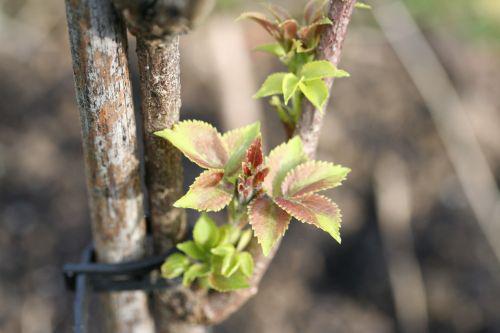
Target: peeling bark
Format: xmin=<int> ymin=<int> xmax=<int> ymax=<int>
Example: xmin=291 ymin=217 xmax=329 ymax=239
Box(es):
xmin=296 ymin=0 xmax=357 ymax=158
xmin=65 ymin=0 xmax=153 ymax=331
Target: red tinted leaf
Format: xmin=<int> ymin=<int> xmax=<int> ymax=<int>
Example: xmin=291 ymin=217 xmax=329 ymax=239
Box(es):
xmin=304 ymin=0 xmax=328 ymax=24
xmin=246 ymin=137 xmax=264 ymax=170
xmin=298 ymin=17 xmax=332 ymax=41
xmin=263 ymin=137 xmax=308 ymax=197
xmin=155 ymin=120 xmax=227 ymax=169
xmin=239 ymin=12 xmax=281 ymax=39
xmin=280 ymin=19 xmax=298 ymax=40
xmin=275 ymin=194 xmax=341 ymax=243
xmin=175 ymin=170 xmax=233 ymax=212
xmin=281 ymin=161 xmax=350 ymax=197
xmin=248 ymin=196 xmax=291 ymax=256
xmin=265 ymin=3 xmax=291 ymax=21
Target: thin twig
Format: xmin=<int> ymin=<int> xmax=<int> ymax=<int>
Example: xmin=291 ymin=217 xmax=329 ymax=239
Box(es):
xmin=296 ymin=0 xmax=358 ymax=158
xmin=192 ymin=0 xmax=358 ymax=324
xmin=375 ymin=154 xmax=429 ymax=333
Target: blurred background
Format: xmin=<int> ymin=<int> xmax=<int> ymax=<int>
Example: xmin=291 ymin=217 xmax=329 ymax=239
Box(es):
xmin=1 ymin=0 xmax=500 ymax=332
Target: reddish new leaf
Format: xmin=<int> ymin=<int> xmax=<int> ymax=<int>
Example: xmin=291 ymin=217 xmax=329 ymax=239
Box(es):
xmin=281 ymin=161 xmax=350 ymax=198
xmin=222 ymin=122 xmax=261 ymax=179
xmin=265 ymin=3 xmax=291 ymax=21
xmin=246 ymin=137 xmax=264 ymax=170
xmin=248 ymin=196 xmax=291 ymax=256
xmin=238 ymin=12 xmax=281 ymax=39
xmin=175 ymin=169 xmax=233 ymax=212
xmin=280 ymin=19 xmax=299 ymax=40
xmin=275 ymin=194 xmax=341 ymax=243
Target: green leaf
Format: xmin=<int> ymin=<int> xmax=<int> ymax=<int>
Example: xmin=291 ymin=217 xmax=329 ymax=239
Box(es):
xmin=263 ymin=136 xmax=308 ymax=197
xmin=237 ymin=252 xmax=254 ymax=277
xmin=211 ymin=243 xmax=235 ymax=256
xmin=248 ymin=196 xmax=291 ymax=256
xmin=154 ymin=120 xmax=228 ymax=169
xmin=300 ymin=60 xmax=337 ymax=81
xmin=355 ymin=2 xmax=372 ymax=10
xmin=222 ymin=122 xmax=261 ymax=179
xmin=236 ymin=229 xmax=253 ymax=251
xmin=275 ymin=194 xmax=342 ymax=243
xmin=221 ymin=253 xmax=240 ymax=277
xmin=177 ymin=241 xmax=206 ymax=261
xmin=193 ymin=214 xmax=220 ymax=249
xmin=182 ymin=263 xmax=211 ymax=287
xmin=174 ymin=170 xmax=233 ymax=212
xmin=281 ymin=161 xmax=350 ymax=197
xmin=208 ymin=271 xmax=250 ymax=292
xmin=282 ymin=73 xmax=301 ymax=104
xmin=254 ymin=73 xmax=287 ymax=99
xmin=254 ymin=43 xmax=286 ymax=57
xmin=161 ymin=253 xmax=189 ymax=279
xmin=217 ymin=224 xmax=241 ymax=246
xmin=299 ymin=79 xmax=329 ymax=110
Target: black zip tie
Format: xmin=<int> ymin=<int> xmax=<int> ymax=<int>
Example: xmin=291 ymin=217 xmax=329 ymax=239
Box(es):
xmin=64 ymin=244 xmax=179 ymax=333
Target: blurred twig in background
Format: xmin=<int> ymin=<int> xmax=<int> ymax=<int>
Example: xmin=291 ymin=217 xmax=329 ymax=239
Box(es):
xmin=374 ymin=0 xmax=500 ymax=265
xmin=207 ymin=16 xmax=263 ymax=132
xmin=375 ymin=154 xmax=429 ymax=333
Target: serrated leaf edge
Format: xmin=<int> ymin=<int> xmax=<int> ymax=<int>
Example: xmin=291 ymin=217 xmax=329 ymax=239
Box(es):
xmin=281 ymin=160 xmax=350 ymax=197
xmin=174 ymin=169 xmax=233 ymax=212
xmin=274 ymin=194 xmax=342 ymax=243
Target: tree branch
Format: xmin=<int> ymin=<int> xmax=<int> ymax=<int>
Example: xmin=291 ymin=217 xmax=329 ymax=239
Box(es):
xmin=157 ymin=0 xmax=358 ymax=325
xmin=65 ymin=0 xmax=153 ymax=331
xmin=297 ymin=0 xmax=357 ymax=158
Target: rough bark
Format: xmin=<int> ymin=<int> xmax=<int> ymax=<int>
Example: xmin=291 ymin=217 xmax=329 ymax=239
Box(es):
xmin=65 ymin=0 xmax=154 ymax=331
xmin=296 ymin=0 xmax=357 ymax=158
xmin=136 ymin=36 xmax=186 ymax=254
xmin=137 ymin=35 xmax=196 ymax=333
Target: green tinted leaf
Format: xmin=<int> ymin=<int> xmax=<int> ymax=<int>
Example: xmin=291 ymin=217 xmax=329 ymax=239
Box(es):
xmin=174 ymin=170 xmax=233 ymax=212
xmin=217 ymin=225 xmax=241 ymax=246
xmin=177 ymin=241 xmax=206 ymax=260
xmin=211 ymin=243 xmax=235 ymax=256
xmin=299 ymin=79 xmax=329 ymax=110
xmin=221 ymin=253 xmax=240 ymax=277
xmin=281 ymin=161 xmax=350 ymax=197
xmin=282 ymin=73 xmax=301 ymax=104
xmin=300 ymin=60 xmax=337 ymax=81
xmin=208 ymin=272 xmax=250 ymax=292
xmin=275 ymin=194 xmax=341 ymax=243
xmin=222 ymin=122 xmax=261 ymax=179
xmin=236 ymin=229 xmax=253 ymax=251
xmin=182 ymin=263 xmax=211 ymax=287
xmin=248 ymin=196 xmax=291 ymax=256
xmin=254 ymin=43 xmax=286 ymax=57
xmin=193 ymin=214 xmax=220 ymax=249
xmin=237 ymin=252 xmax=254 ymax=277
xmin=154 ymin=120 xmax=228 ymax=169
xmin=161 ymin=253 xmax=189 ymax=279
xmin=263 ymin=136 xmax=308 ymax=197
xmin=254 ymin=73 xmax=287 ymax=99
xmin=355 ymin=2 xmax=372 ymax=9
